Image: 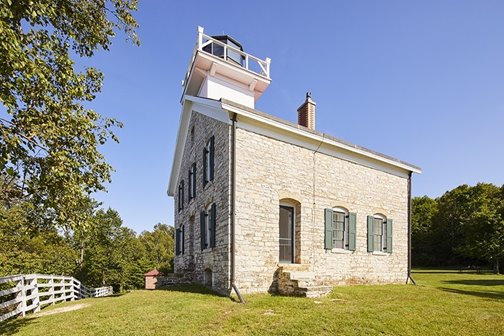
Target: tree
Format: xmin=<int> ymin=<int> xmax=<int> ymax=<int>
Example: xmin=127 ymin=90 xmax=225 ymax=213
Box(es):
xmin=0 ymin=202 xmax=77 ymax=276
xmin=411 ymin=196 xmax=438 ymax=265
xmin=429 ymin=184 xmax=474 ymax=266
xmin=0 ymin=0 xmax=139 ymax=230
xmin=413 ymin=183 xmax=504 ymax=272
xmin=75 ymin=208 xmax=152 ymax=290
xmin=456 ymin=183 xmax=504 ymax=274
xmin=139 ymin=224 xmax=175 ymax=274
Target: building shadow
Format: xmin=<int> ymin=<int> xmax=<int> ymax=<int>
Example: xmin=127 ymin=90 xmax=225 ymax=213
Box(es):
xmin=440 ymin=287 xmax=504 ymax=301
xmin=156 ymin=284 xmax=229 ymax=298
xmin=442 ymin=279 xmax=504 ymax=287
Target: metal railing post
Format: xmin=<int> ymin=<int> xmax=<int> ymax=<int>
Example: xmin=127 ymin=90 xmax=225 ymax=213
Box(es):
xmin=197 ymin=26 xmax=204 ymax=50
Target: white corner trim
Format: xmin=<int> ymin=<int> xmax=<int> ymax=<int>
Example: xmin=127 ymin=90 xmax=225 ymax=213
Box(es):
xmin=167 ymin=100 xmax=194 ymax=196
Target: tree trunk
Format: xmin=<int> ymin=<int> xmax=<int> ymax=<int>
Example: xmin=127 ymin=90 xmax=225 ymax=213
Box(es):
xmin=494 ymin=258 xmax=500 ymax=274
xmin=79 ymin=242 xmax=85 ymax=266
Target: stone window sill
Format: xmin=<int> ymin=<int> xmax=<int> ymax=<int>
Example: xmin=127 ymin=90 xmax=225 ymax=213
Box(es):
xmin=372 ymin=251 xmax=389 ymax=256
xmin=331 ymin=248 xmax=352 ymax=254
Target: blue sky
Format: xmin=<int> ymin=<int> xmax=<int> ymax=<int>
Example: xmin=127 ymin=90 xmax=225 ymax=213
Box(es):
xmin=87 ymin=0 xmax=504 ymax=233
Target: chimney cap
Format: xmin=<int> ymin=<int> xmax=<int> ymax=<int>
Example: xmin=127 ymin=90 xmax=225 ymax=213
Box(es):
xmin=306 ymin=91 xmax=312 ymax=99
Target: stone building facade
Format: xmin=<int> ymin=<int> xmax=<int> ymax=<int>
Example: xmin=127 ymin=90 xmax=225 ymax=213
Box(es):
xmin=167 ymin=27 xmax=421 ymax=296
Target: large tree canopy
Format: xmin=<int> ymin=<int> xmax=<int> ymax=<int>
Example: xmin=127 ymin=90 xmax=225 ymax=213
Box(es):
xmin=0 ymin=0 xmax=139 ymax=229
xmin=412 ymin=183 xmax=504 ymax=273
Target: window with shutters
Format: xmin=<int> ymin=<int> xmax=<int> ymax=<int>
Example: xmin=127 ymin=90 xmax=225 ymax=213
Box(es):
xmin=178 ymin=180 xmax=184 ymax=212
xmin=367 ymin=214 xmax=393 ymax=253
xmin=324 ymin=207 xmax=356 ymax=251
xmin=200 ymin=203 xmax=216 ymax=250
xmin=188 ymin=163 xmax=196 ymax=201
xmin=203 ymin=136 xmax=215 ymax=186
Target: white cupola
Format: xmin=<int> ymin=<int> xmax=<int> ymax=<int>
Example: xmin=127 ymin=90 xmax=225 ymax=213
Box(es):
xmin=181 ymin=26 xmax=271 ymax=108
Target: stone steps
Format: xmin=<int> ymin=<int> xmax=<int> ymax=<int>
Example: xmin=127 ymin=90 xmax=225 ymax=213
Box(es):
xmin=297 ymin=285 xmax=332 ymax=298
xmin=279 ymin=263 xmax=311 ymax=272
xmin=277 ymin=266 xmax=332 ymax=298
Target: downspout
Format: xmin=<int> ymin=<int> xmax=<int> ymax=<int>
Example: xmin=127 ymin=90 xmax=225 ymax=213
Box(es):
xmin=230 ymin=112 xmax=245 ymax=303
xmin=407 ymin=171 xmax=416 ymax=285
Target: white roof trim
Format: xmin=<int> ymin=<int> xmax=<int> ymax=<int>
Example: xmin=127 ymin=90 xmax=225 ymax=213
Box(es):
xmin=167 ymin=100 xmax=193 ymax=196
xmin=220 ymin=102 xmax=422 ymax=174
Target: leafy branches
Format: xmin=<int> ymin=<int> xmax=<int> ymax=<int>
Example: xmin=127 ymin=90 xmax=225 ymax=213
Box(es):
xmin=0 ymin=0 xmax=138 ymax=229
xmin=412 ymin=183 xmax=504 ymax=273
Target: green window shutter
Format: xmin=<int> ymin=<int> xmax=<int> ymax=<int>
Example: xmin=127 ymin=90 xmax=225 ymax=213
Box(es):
xmin=188 ymin=170 xmax=191 ymax=200
xmin=367 ymin=216 xmax=374 ymax=252
xmin=203 ymin=147 xmax=207 ymax=186
xmin=348 ymin=212 xmax=357 ymax=251
xmin=209 ymin=136 xmax=215 ymax=181
xmin=200 ymin=211 xmax=206 ymax=250
xmin=324 ymin=208 xmax=333 ymax=250
xmin=182 ymin=225 xmax=185 ymax=254
xmin=180 ymin=180 xmax=185 ymax=209
xmin=210 ymin=203 xmax=217 ymax=248
xmin=192 ymin=163 xmax=197 ymax=198
xmin=175 ymin=228 xmax=180 ymax=256
xmin=386 ymin=219 xmax=393 ymax=253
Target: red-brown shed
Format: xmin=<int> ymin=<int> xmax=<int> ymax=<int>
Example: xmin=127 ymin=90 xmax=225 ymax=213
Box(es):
xmin=144 ymin=269 xmax=163 ymax=290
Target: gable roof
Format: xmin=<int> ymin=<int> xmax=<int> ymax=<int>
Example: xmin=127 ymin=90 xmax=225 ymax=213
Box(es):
xmin=167 ymin=96 xmax=421 ymax=196
xmin=221 ymin=98 xmax=422 ymax=173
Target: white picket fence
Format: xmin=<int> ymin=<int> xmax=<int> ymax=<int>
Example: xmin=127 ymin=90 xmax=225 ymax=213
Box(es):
xmin=0 ymin=274 xmax=113 ymax=322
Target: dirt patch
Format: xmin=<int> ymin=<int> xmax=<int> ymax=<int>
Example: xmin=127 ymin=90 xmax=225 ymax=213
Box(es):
xmin=35 ymin=303 xmax=90 ymax=317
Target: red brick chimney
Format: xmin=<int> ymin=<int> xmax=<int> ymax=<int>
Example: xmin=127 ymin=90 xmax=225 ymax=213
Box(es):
xmin=297 ymin=92 xmax=316 ymax=130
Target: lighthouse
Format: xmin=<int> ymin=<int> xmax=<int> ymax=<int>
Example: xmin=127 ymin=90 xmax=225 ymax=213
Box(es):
xmin=181 ymin=26 xmax=271 ymax=109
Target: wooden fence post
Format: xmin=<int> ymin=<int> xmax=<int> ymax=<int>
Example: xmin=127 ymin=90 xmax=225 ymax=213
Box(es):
xmin=17 ymin=276 xmax=26 ymax=317
xmin=33 ymin=275 xmax=40 ymax=313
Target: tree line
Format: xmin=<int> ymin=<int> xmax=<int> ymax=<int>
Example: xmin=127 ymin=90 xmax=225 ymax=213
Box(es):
xmin=0 ymin=199 xmax=175 ymax=291
xmin=412 ymin=183 xmax=504 ymax=273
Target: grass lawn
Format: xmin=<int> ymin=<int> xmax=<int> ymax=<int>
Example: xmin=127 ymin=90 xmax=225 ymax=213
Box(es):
xmin=1 ymin=270 xmax=503 ymax=335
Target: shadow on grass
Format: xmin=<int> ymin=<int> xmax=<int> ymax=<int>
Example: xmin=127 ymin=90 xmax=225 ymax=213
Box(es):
xmin=440 ymin=287 xmax=504 ymax=301
xmin=412 ymin=270 xmax=494 ymax=274
xmin=0 ymin=316 xmax=38 ymax=335
xmin=157 ymin=284 xmax=230 ymax=298
xmin=443 ymin=279 xmax=504 ymax=287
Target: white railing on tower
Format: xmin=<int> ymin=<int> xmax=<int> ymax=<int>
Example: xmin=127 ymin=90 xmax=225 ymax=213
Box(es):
xmin=182 ymin=26 xmax=271 ymax=89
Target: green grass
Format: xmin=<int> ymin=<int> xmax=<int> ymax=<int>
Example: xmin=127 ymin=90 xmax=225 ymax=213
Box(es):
xmin=2 ymin=270 xmax=503 ymax=335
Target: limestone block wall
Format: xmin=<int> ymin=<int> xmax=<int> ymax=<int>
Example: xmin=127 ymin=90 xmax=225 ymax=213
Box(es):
xmin=173 ymin=111 xmax=231 ymax=295
xmin=234 ymin=127 xmax=409 ymax=293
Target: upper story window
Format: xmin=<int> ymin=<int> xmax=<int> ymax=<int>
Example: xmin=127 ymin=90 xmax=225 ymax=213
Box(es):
xmin=188 ymin=163 xmax=196 ymax=201
xmin=178 ymin=180 xmax=184 ymax=212
xmin=200 ymin=203 xmax=216 ymax=250
xmin=324 ymin=207 xmax=356 ymax=251
xmin=367 ymin=214 xmax=393 ymax=253
xmin=203 ymin=136 xmax=215 ymax=186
